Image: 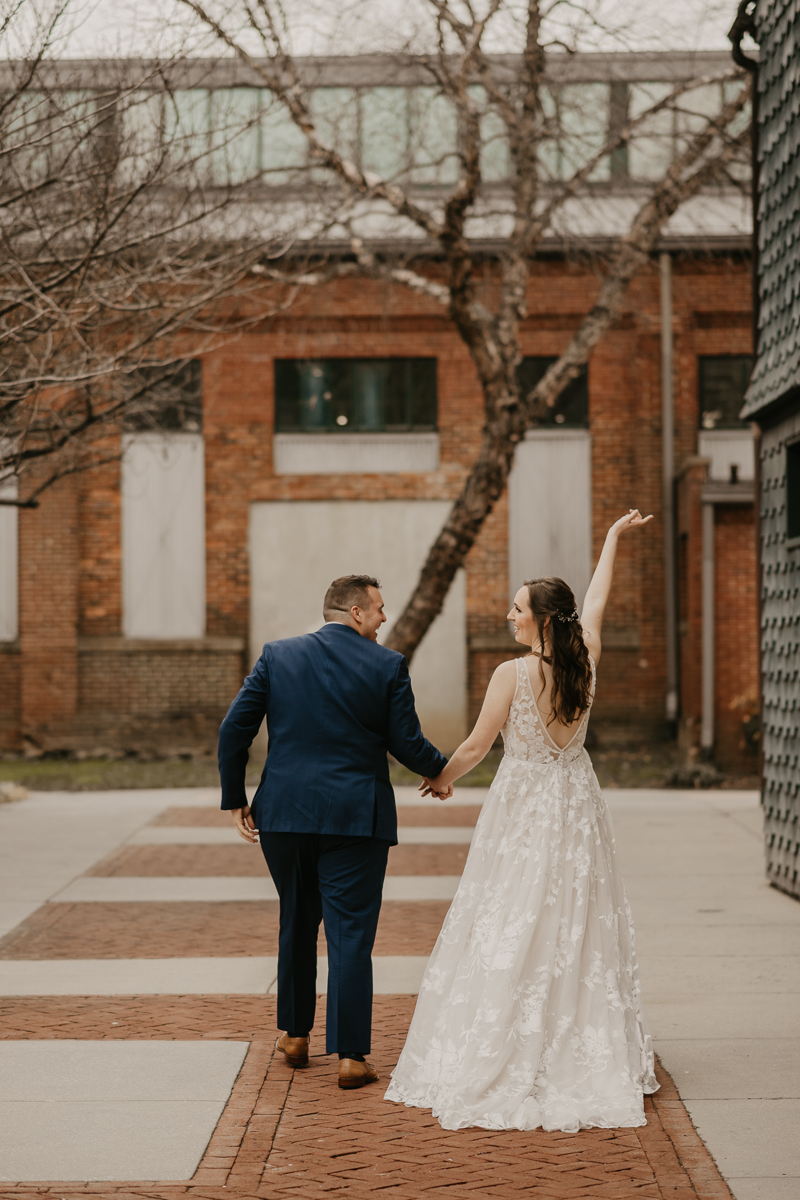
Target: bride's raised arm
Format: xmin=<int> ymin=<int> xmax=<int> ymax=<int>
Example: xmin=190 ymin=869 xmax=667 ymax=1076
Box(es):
xmin=421 ymin=659 xmax=518 ymax=797
xmin=580 ymin=509 xmax=653 ymax=663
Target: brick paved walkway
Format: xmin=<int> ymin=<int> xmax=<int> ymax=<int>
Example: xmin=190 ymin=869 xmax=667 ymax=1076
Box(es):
xmin=0 ymin=796 xmax=735 ymax=1199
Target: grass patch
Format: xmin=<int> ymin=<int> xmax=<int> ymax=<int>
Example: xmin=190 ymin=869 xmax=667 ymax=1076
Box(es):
xmin=0 ymin=756 xmax=256 ymax=792
xmin=1 ymin=742 xmax=757 ymax=795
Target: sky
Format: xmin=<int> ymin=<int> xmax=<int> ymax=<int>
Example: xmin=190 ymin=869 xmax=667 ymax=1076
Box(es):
xmin=27 ymin=0 xmax=749 ymax=61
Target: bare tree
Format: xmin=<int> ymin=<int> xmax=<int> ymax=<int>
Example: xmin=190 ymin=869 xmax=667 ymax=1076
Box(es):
xmin=175 ymin=0 xmax=752 ymax=662
xmin=0 ymin=1 xmax=320 ymax=507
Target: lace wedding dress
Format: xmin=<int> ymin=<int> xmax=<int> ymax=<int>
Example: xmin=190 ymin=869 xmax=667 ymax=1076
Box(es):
xmin=385 ymin=655 xmax=658 ymax=1132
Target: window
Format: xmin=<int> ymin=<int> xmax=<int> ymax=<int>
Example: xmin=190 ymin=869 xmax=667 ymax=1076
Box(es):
xmin=699 ymin=356 xmax=753 ymax=429
xmin=210 ymin=87 xmax=261 ymax=185
xmin=361 ymin=88 xmax=410 ymax=179
xmin=408 ymin=88 xmax=459 ymax=186
xmin=787 ymin=438 xmax=800 ymax=541
xmin=558 ymin=83 xmax=611 ymax=182
xmin=124 ymin=360 xmax=202 ymax=432
xmin=517 ymin=358 xmax=589 ymax=427
xmin=274 ymin=359 xmax=437 ymax=433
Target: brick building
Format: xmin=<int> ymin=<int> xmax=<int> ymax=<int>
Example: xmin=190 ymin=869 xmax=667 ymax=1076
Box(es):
xmin=0 ymin=51 xmax=759 ymax=770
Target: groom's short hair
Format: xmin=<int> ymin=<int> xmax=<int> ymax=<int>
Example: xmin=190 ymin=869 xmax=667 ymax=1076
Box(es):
xmin=323 ymin=574 xmax=380 ymax=619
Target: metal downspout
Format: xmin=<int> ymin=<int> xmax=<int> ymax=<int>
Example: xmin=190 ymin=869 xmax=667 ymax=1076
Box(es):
xmin=660 ymin=252 xmax=679 ymax=724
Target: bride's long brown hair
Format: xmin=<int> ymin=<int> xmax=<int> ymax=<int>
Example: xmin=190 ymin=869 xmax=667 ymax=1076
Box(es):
xmin=523 ymin=577 xmax=593 ymax=725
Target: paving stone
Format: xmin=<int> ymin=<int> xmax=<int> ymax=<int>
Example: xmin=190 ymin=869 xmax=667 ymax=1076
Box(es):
xmin=0 ymin=787 xmax=751 ymax=1199
xmin=0 ymin=992 xmax=734 ymax=1197
xmin=0 ymin=900 xmax=451 ymax=959
xmin=132 ymin=825 xmax=475 ymax=846
xmin=148 ymin=805 xmax=482 ymax=829
xmin=52 ymin=875 xmax=460 ymax=903
xmin=86 ymin=843 xmax=469 ymax=878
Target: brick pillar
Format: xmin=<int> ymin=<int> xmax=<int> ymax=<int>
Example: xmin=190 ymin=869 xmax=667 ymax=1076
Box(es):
xmin=18 ymin=474 xmax=79 ymax=748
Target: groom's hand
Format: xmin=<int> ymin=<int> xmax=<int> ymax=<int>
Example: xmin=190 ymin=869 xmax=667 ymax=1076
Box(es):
xmin=231 ymin=805 xmax=259 ymax=843
xmin=419 ymin=776 xmax=454 ymax=801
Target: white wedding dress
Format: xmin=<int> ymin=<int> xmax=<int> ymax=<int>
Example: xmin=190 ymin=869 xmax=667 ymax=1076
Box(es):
xmin=385 ymin=655 xmax=658 ymax=1132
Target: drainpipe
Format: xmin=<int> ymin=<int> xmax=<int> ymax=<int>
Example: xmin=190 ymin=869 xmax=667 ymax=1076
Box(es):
xmin=660 ymin=252 xmax=679 ymax=724
xmin=701 ymin=498 xmax=715 ymax=754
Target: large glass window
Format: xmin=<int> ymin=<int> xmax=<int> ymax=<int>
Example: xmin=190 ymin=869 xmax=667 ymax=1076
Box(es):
xmin=361 ymin=88 xmax=409 ymax=179
xmin=558 ymin=83 xmax=611 ymax=182
xmin=517 ymin=358 xmax=589 ymax=427
xmin=274 ymin=359 xmax=437 ymax=432
xmin=210 ymin=87 xmax=261 ymax=185
xmin=698 ymin=356 xmax=753 ymax=429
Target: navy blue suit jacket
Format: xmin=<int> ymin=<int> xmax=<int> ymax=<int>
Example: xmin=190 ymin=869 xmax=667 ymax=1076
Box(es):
xmin=218 ymin=622 xmax=448 ymax=844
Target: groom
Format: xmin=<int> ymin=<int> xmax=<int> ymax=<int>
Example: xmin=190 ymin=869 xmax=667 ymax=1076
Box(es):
xmin=218 ymin=574 xmax=450 ymax=1088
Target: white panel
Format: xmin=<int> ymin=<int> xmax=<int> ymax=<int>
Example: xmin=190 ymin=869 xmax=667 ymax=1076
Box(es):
xmin=122 ymin=434 xmax=206 ymax=639
xmin=273 ymin=432 xmax=439 ymax=475
xmin=249 ymin=500 xmax=466 ymax=751
xmin=0 ymin=475 xmax=18 ymax=641
xmin=698 ymin=430 xmax=755 ymax=482
xmin=508 ymin=429 xmax=593 ymax=610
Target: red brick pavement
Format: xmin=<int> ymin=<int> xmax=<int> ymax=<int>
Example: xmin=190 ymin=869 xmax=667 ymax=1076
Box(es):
xmin=0 ymin=900 xmax=450 ymax=958
xmin=0 ymin=802 xmax=734 ymax=1198
xmin=85 ymin=843 xmax=470 ymax=877
xmin=0 ymin=996 xmax=732 ymax=1199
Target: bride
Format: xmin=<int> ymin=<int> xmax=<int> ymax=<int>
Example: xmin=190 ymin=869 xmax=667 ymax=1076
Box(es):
xmin=385 ymin=509 xmax=659 ymax=1132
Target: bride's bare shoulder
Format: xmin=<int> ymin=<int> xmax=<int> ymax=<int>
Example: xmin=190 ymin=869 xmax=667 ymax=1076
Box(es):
xmin=489 ymin=658 xmax=519 ymax=696
xmin=493 ymin=658 xmax=519 ymax=681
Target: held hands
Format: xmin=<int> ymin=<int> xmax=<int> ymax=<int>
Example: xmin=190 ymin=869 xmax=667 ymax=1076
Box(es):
xmin=419 ymin=775 xmax=454 ymax=801
xmin=231 ymin=804 xmax=259 ymax=844
xmin=610 ymin=509 xmax=654 ymax=537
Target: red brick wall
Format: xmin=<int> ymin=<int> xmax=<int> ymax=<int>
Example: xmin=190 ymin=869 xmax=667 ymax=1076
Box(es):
xmin=18 ymin=474 xmax=79 ymax=749
xmin=0 ymin=646 xmax=21 ymax=751
xmin=4 ymin=254 xmax=760 ymax=768
xmin=78 ymin=445 xmax=122 ymax=638
xmin=74 ymin=641 xmax=245 ymax=754
xmin=714 ymin=506 xmax=759 ymax=767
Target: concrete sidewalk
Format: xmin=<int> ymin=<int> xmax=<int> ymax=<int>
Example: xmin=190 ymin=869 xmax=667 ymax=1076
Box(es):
xmin=608 ymin=790 xmax=800 ymax=1200
xmin=0 ymin=784 xmax=797 ymax=1198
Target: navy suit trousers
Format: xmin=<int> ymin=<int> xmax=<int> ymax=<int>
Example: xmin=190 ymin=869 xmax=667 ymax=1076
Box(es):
xmin=260 ymin=832 xmax=390 ymax=1055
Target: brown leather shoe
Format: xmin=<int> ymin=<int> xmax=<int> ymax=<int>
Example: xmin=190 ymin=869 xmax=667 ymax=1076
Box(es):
xmin=338 ymin=1058 xmax=379 ymax=1089
xmin=275 ymin=1033 xmax=309 ymax=1068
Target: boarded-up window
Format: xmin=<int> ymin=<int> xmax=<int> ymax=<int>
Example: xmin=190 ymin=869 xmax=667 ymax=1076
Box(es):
xmin=0 ymin=475 xmax=18 ymax=641
xmin=121 ymin=434 xmax=206 ymax=639
xmin=508 ymin=429 xmax=593 ymax=609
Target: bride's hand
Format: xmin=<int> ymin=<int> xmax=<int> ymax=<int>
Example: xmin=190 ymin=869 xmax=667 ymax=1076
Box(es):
xmin=611 ymin=509 xmax=653 ymax=536
xmin=419 ymin=776 xmax=454 ymax=801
